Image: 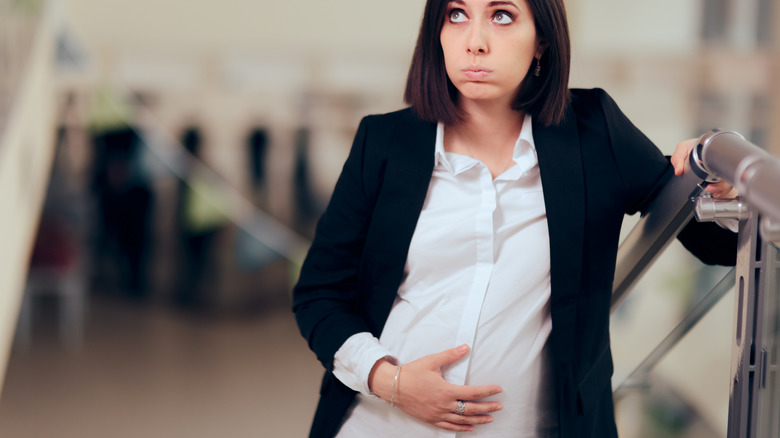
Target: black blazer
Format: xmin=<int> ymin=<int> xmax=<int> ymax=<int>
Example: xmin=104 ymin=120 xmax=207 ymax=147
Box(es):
xmin=293 ymin=88 xmax=736 ymax=438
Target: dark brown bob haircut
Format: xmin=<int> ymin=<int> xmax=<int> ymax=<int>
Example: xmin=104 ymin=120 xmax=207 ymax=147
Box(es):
xmin=404 ymin=0 xmax=571 ymax=127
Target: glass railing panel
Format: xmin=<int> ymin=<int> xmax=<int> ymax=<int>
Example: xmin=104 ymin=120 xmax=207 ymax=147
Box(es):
xmin=615 ymin=315 xmax=730 ymax=438
xmin=612 ymin=239 xmax=735 ymax=437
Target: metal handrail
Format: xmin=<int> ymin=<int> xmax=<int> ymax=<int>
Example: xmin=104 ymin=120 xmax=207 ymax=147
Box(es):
xmin=691 ymin=130 xmax=780 ymax=246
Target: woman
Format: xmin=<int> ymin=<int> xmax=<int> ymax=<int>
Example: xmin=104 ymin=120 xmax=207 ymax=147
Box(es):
xmin=293 ymin=0 xmax=737 ymax=437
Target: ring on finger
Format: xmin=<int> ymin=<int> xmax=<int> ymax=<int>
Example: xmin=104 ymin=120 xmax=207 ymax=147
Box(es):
xmin=455 ymin=400 xmax=466 ymax=415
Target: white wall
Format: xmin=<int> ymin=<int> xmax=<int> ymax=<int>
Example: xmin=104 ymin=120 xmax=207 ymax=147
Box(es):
xmin=62 ymin=0 xmax=423 ymax=54
xmin=569 ymin=0 xmax=701 ymax=55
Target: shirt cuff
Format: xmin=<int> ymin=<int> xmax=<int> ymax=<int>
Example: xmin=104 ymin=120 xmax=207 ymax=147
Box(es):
xmin=332 ymin=332 xmax=397 ymax=397
xmin=714 ymin=218 xmax=739 ymax=233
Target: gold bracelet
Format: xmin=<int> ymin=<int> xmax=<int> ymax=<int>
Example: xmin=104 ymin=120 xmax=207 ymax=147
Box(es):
xmin=390 ymin=365 xmax=402 ymax=407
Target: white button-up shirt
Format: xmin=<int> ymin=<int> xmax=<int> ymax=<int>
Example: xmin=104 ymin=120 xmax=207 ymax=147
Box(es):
xmin=333 ymin=115 xmax=558 ymax=437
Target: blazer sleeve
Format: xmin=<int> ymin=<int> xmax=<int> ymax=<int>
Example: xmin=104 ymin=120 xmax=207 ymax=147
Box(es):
xmin=594 ymin=88 xmax=737 ymax=265
xmin=594 ymin=88 xmax=672 ymax=216
xmin=292 ymin=116 xmax=377 ymax=373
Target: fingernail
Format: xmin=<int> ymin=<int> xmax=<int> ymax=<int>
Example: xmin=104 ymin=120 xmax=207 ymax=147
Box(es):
xmin=458 ymin=345 xmax=468 ymax=353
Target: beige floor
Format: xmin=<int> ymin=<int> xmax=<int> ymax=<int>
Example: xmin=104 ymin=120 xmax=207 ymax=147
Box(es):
xmin=0 ymin=261 xmax=730 ymax=438
xmin=0 ymin=293 xmax=323 ymax=438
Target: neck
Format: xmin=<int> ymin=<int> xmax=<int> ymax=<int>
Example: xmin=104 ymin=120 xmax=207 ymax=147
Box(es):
xmin=443 ymin=99 xmax=526 ymax=178
xmin=452 ymin=99 xmax=525 ymax=148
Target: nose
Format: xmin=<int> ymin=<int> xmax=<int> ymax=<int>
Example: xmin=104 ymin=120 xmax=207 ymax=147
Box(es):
xmin=466 ymin=22 xmax=488 ymax=54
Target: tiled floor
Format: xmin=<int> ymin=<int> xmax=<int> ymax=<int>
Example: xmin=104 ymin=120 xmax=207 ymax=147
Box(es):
xmin=0 ymin=293 xmax=323 ymax=438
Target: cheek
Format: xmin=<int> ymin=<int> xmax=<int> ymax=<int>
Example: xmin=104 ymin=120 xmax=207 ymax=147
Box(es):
xmin=440 ymin=35 xmax=454 ymax=62
xmin=440 ymin=41 xmax=458 ymax=78
xmin=508 ymin=42 xmax=536 ymax=75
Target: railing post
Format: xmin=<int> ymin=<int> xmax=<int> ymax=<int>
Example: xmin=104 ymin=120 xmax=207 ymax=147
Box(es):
xmin=727 ymin=215 xmax=780 ymax=438
xmin=755 ymin=237 xmax=780 ymax=437
xmin=728 ymin=215 xmax=763 ymax=438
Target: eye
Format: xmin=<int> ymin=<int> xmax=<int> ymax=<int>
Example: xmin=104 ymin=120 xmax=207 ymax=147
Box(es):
xmin=448 ymin=9 xmax=468 ymax=23
xmin=493 ymin=11 xmax=514 ymax=25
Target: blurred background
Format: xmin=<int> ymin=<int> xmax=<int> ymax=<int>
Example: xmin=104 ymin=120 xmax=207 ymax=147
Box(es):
xmin=0 ymin=0 xmax=777 ymax=436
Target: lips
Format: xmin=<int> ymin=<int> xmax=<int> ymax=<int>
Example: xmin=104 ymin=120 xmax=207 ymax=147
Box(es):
xmin=462 ymin=67 xmax=492 ymax=80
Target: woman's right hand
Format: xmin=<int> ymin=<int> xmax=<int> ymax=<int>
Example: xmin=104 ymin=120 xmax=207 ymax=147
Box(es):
xmin=368 ymin=345 xmax=503 ymax=432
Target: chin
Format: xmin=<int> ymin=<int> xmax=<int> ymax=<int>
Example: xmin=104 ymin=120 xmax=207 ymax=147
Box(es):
xmin=455 ymin=83 xmax=510 ymax=103
xmin=458 ymin=86 xmax=502 ymax=100
xmin=459 ymin=91 xmax=505 ymax=103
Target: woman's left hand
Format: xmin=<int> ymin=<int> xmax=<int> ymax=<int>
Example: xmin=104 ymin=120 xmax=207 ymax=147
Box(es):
xmin=671 ymin=138 xmax=739 ymax=199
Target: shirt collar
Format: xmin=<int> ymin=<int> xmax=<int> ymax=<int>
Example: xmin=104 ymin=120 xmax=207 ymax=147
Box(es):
xmin=433 ymin=122 xmax=452 ymax=172
xmin=434 ymin=113 xmax=538 ymax=178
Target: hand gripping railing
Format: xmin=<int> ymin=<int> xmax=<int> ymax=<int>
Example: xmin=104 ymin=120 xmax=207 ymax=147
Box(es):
xmin=611 ymin=130 xmax=780 ymax=438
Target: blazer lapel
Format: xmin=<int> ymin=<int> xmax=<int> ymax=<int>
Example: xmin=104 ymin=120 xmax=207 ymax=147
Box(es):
xmin=367 ymin=111 xmax=437 ymax=335
xmin=533 ymin=107 xmax=586 ymax=363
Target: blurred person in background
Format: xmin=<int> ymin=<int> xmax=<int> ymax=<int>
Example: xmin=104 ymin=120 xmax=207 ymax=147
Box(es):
xmin=293 ymin=126 xmax=321 ymax=235
xmin=90 ymin=127 xmax=154 ymax=300
xmin=247 ymin=127 xmax=270 ymax=206
xmin=174 ymin=126 xmax=228 ymax=309
xmin=293 ymin=0 xmax=737 ymax=437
